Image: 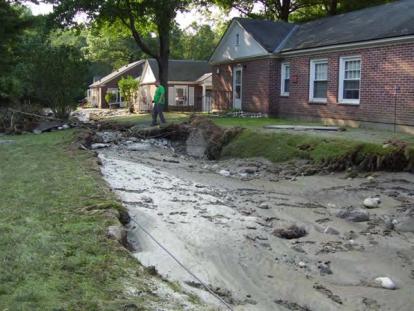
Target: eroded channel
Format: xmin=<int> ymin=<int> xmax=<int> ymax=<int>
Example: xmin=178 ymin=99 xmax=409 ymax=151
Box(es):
xmin=98 ymin=138 xmax=414 ymax=311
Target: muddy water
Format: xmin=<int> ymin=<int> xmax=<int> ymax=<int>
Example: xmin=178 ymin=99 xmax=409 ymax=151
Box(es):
xmin=99 ymin=141 xmax=414 ymax=311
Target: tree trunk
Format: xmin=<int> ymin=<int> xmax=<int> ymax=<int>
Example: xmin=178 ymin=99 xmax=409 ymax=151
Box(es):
xmin=327 ymin=0 xmax=339 ymax=15
xmin=280 ymin=0 xmax=291 ymax=22
xmin=157 ymin=28 xmax=170 ymax=111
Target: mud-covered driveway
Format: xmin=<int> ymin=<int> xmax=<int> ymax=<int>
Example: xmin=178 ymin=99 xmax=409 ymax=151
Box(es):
xmin=98 ymin=139 xmax=414 ymax=311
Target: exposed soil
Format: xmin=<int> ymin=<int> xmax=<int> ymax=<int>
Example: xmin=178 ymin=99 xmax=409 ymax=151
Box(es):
xmin=96 ymin=135 xmax=414 ymax=311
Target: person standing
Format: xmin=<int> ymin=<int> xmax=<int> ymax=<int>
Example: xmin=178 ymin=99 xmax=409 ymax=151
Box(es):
xmin=151 ymin=80 xmax=166 ymax=126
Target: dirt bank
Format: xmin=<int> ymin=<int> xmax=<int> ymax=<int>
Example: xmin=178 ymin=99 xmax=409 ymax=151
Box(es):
xmin=97 ymin=137 xmax=414 ymax=311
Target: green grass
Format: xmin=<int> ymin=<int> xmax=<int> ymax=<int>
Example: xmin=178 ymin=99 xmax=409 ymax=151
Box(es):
xmin=105 ymin=112 xmax=190 ymax=127
xmin=212 ymin=116 xmax=321 ymax=129
xmin=0 ymin=130 xmax=185 ymax=310
xmin=221 ymin=129 xmax=400 ymax=164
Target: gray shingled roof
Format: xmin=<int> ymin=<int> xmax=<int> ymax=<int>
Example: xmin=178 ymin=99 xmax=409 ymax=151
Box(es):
xmin=282 ymin=0 xmax=414 ymax=52
xmin=147 ymin=59 xmax=211 ymax=82
xmin=90 ymin=60 xmax=145 ymax=87
xmin=235 ymin=18 xmax=296 ymax=52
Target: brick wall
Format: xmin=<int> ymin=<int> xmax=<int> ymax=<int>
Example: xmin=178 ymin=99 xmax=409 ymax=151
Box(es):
xmin=212 ymin=59 xmax=278 ymax=113
xmin=276 ymin=42 xmax=414 ymax=126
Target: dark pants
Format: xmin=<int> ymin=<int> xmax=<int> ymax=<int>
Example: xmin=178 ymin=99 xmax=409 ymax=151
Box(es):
xmin=151 ymin=104 xmax=166 ymax=126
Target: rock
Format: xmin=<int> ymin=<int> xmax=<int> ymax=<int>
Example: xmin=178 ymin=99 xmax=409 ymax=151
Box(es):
xmin=95 ymin=131 xmax=122 ymax=143
xmin=258 ymin=203 xmax=270 ymax=209
xmin=336 ymin=207 xmax=370 ymax=222
xmin=367 ymin=176 xmax=375 ymax=182
xmin=395 ymin=217 xmax=414 ymax=233
xmin=318 ymin=262 xmax=333 ymax=275
xmin=32 ymin=121 xmax=63 ymax=134
xmin=374 ymin=277 xmax=397 ymax=290
xmin=219 ymin=170 xmax=231 ymax=177
xmin=91 ymin=143 xmax=111 ymax=150
xmin=363 ymin=197 xmax=381 ymax=209
xmin=326 ymin=203 xmax=337 ymax=209
xmin=186 ymin=128 xmax=208 ymax=158
xmin=62 ymin=124 xmax=70 ymax=129
xmin=324 ymin=226 xmax=340 ymax=235
xmin=298 ymin=261 xmax=307 ymax=268
xmin=141 ymin=196 xmax=153 ymax=203
xmin=273 ymin=225 xmax=307 ymax=239
xmin=107 ymin=225 xmax=128 ymax=247
xmin=239 ymin=166 xmax=258 ymax=174
xmin=127 ymin=143 xmax=151 ymax=151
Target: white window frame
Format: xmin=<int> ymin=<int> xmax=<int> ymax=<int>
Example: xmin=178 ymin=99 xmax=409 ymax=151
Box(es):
xmin=309 ymin=59 xmax=328 ymax=103
xmin=338 ymin=56 xmax=362 ymax=105
xmin=280 ymin=62 xmax=290 ymax=96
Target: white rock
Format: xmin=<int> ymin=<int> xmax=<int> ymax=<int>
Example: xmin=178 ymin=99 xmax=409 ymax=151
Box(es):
xmin=363 ymin=197 xmax=381 ymax=209
xmin=259 ymin=203 xmax=270 ymax=209
xmin=239 ymin=173 xmax=248 ymax=178
xmin=62 ymin=124 xmax=70 ymax=129
xmin=298 ymin=261 xmax=307 ymax=268
xmin=219 ymin=170 xmax=231 ymax=177
xmin=367 ymin=176 xmax=375 ymax=182
xmin=327 ymin=203 xmax=337 ymax=209
xmin=323 ymin=226 xmax=340 ymax=235
xmin=127 ymin=143 xmax=151 ymax=151
xmin=375 ymin=277 xmax=397 ymax=290
xmin=91 ymin=143 xmax=110 ymax=150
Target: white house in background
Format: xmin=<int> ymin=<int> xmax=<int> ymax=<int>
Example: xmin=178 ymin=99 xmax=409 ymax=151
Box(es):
xmin=134 ymin=59 xmax=212 ymax=112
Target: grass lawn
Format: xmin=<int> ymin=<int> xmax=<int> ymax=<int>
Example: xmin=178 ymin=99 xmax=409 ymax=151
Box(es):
xmin=212 ymin=116 xmax=321 ymax=129
xmin=105 ymin=112 xmax=189 ymax=127
xmin=221 ymin=129 xmax=412 ymax=166
xmin=0 ymin=131 xmax=184 ymax=310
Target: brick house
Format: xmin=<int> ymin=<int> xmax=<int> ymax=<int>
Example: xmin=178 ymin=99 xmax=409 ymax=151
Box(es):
xmin=210 ymin=0 xmax=414 ymax=133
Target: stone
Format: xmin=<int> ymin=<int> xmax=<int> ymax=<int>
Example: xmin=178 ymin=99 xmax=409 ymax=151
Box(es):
xmin=273 ymin=225 xmax=307 ymax=239
xmin=298 ymin=261 xmax=307 ymax=268
xmin=141 ymin=196 xmax=153 ymax=204
xmin=374 ymin=277 xmax=397 ymax=290
xmin=91 ymin=143 xmax=111 ymax=150
xmin=186 ymin=128 xmax=208 ymax=158
xmin=219 ymin=170 xmax=231 ymax=177
xmin=107 ymin=225 xmax=128 ymax=247
xmin=336 ymin=207 xmax=370 ymax=222
xmin=324 ymin=226 xmax=340 ymax=235
xmin=367 ymin=176 xmax=375 ymax=182
xmin=239 ymin=166 xmax=258 ymax=174
xmin=395 ymin=217 xmax=414 ymax=233
xmin=62 ymin=124 xmax=70 ymax=129
xmin=259 ymin=203 xmax=270 ymax=209
xmin=127 ymin=143 xmax=151 ymax=151
xmin=95 ymin=131 xmax=122 ymax=143
xmin=363 ymin=197 xmax=381 ymax=209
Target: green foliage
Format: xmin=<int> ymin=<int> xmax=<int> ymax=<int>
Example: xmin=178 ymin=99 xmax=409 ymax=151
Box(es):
xmin=28 ymin=44 xmax=88 ymax=119
xmin=105 ymin=92 xmax=116 ymax=104
xmin=118 ymin=76 xmax=139 ymax=112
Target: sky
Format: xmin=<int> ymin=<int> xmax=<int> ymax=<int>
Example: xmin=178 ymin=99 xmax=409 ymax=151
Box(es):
xmin=23 ymin=2 xmax=243 ymax=29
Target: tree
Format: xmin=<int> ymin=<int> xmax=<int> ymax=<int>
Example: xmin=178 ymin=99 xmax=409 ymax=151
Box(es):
xmin=46 ymin=0 xmax=207 ymax=110
xmin=118 ymin=75 xmax=139 ymax=113
xmin=29 ymin=44 xmax=88 ymax=119
xmin=214 ymin=0 xmax=314 ymax=21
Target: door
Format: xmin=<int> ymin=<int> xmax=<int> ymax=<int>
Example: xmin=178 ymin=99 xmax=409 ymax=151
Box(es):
xmin=233 ymin=66 xmax=242 ymax=110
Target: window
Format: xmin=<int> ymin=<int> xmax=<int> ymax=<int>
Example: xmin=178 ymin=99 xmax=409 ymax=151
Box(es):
xmin=339 ymin=56 xmax=361 ymax=104
xmin=236 ymin=33 xmax=240 ymax=46
xmin=281 ymin=63 xmax=290 ymax=96
xmin=309 ymin=59 xmax=328 ymax=103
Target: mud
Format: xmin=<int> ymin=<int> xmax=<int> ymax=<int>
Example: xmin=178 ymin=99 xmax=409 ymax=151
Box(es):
xmin=97 ymin=137 xmax=414 ymax=311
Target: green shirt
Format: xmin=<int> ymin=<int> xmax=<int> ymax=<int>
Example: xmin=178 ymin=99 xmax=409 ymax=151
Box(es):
xmin=153 ymin=85 xmax=165 ymax=105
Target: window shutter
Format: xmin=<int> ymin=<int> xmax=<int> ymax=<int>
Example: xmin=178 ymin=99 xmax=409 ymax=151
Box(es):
xmin=168 ymin=87 xmax=174 ymax=106
xmin=189 ymin=87 xmax=195 ymax=106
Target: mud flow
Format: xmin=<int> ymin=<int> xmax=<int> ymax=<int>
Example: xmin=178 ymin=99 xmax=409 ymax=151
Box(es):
xmin=98 ymin=137 xmax=414 ymax=311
